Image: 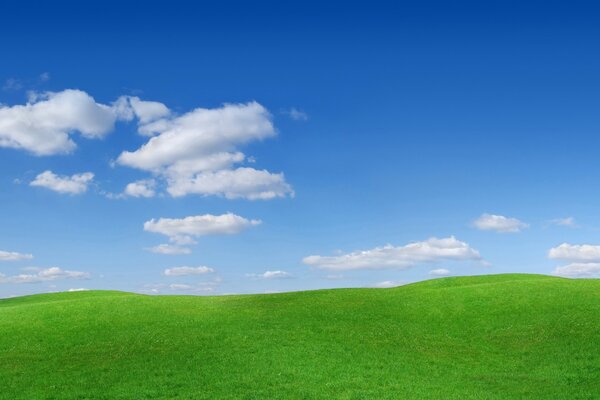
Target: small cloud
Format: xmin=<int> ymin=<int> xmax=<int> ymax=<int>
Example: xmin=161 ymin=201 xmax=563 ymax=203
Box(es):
xmin=68 ymin=288 xmax=89 ymax=292
xmin=2 ymin=78 xmax=22 ymax=91
xmin=246 ymin=270 xmax=293 ymax=279
xmin=323 ymin=274 xmax=345 ymax=280
xmin=146 ymin=244 xmax=191 ymax=255
xmin=282 ymin=107 xmax=308 ymax=121
xmin=164 ymin=266 xmax=214 ymax=276
xmin=0 ymin=250 xmax=33 ymax=261
xmin=472 ymin=213 xmax=528 ymax=233
xmin=548 ymin=217 xmax=577 ymax=228
xmin=124 ymin=179 xmax=156 ymax=198
xmin=30 ymin=170 xmax=94 ymax=195
xmin=428 ymin=268 xmax=450 ymax=276
xmin=371 ymin=280 xmax=404 ymax=288
xmin=39 ymin=72 xmax=50 ymax=82
xmin=144 ymin=213 xmax=261 ymax=254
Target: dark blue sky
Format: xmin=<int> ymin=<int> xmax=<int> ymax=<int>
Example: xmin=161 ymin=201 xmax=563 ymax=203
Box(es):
xmin=1 ymin=1 xmax=599 ymax=296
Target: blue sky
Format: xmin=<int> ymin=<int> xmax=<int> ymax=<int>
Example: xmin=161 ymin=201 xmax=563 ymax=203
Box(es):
xmin=1 ymin=1 xmax=600 ymax=297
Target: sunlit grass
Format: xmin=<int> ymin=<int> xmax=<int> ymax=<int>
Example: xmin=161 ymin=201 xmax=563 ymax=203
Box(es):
xmin=1 ymin=274 xmax=598 ymax=399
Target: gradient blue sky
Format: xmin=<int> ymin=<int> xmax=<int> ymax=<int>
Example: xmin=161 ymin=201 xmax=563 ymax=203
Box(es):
xmin=1 ymin=1 xmax=600 ymax=297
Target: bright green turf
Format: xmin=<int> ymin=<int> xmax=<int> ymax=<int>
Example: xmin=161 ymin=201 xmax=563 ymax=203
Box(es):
xmin=1 ymin=274 xmax=599 ymax=399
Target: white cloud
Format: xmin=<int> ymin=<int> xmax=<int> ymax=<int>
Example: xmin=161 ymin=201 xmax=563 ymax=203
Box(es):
xmin=548 ymin=243 xmax=600 ymax=262
xmin=144 ymin=213 xmax=261 ymax=247
xmin=473 ymin=213 xmax=528 ymax=233
xmin=553 ymin=263 xmax=600 ymax=278
xmin=283 ymin=107 xmax=308 ymax=121
xmin=0 ymin=267 xmax=89 ymax=284
xmin=549 ymin=217 xmax=577 ymax=227
xmin=30 ymin=170 xmax=94 ymax=194
xmin=113 ymin=96 xmax=170 ymax=125
xmin=0 ymin=89 xmax=119 ymax=155
xmin=0 ymin=250 xmax=33 ymax=261
xmin=371 ymin=280 xmax=404 ymax=288
xmin=164 ymin=266 xmax=214 ymax=276
xmin=429 ymin=268 xmax=451 ymax=276
xmin=124 ymin=179 xmax=156 ymax=198
xmin=68 ymin=288 xmax=89 ymax=292
xmin=247 ymin=270 xmax=293 ymax=279
xmin=116 ymin=101 xmax=293 ymax=200
xmin=303 ymin=236 xmax=481 ymax=271
xmin=146 ymin=280 xmax=220 ymax=293
xmin=146 ymin=244 xmax=192 ymax=255
xmin=166 ymin=167 xmax=293 ymax=199
xmin=169 ymin=283 xmax=193 ymax=291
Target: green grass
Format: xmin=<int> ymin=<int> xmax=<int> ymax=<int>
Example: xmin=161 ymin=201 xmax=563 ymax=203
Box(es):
xmin=1 ymin=274 xmax=599 ymax=399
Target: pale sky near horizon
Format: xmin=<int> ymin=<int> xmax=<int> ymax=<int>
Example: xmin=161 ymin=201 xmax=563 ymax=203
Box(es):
xmin=1 ymin=1 xmax=600 ymax=298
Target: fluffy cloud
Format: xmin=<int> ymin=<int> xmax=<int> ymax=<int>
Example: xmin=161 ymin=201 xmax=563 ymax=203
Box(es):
xmin=144 ymin=213 xmax=260 ymax=255
xmin=116 ymin=101 xmax=293 ymax=199
xmin=247 ymin=270 xmax=293 ymax=279
xmin=429 ymin=268 xmax=451 ymax=276
xmin=0 ymin=89 xmax=119 ymax=155
xmin=553 ymin=263 xmax=600 ymax=278
xmin=113 ymin=96 xmax=170 ymax=125
xmin=548 ymin=243 xmax=600 ymax=262
xmin=473 ymin=213 xmax=528 ymax=233
xmin=68 ymin=288 xmax=89 ymax=292
xmin=124 ymin=179 xmax=156 ymax=198
xmin=145 ymin=213 xmax=261 ymax=243
xmin=166 ymin=167 xmax=293 ymax=199
xmin=164 ymin=266 xmax=214 ymax=276
xmin=0 ymin=267 xmax=89 ymax=284
xmin=30 ymin=170 xmax=94 ymax=194
xmin=303 ymin=236 xmax=481 ymax=271
xmin=0 ymin=250 xmax=33 ymax=261
xmin=548 ymin=243 xmax=600 ymax=278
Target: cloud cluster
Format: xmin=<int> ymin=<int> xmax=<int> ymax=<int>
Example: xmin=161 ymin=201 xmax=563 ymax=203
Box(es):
xmin=1 ymin=89 xmax=292 ymax=201
xmin=116 ymin=101 xmax=293 ymax=199
xmin=0 ymin=267 xmax=89 ymax=284
xmin=473 ymin=213 xmax=528 ymax=233
xmin=303 ymin=236 xmax=481 ymax=271
xmin=0 ymin=250 xmax=33 ymax=261
xmin=549 ymin=243 xmax=600 ymax=277
xmin=30 ymin=170 xmax=94 ymax=194
xmin=144 ymin=213 xmax=261 ymax=254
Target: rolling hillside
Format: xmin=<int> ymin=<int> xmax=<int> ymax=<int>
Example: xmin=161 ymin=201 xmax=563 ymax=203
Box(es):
xmin=1 ymin=274 xmax=598 ymax=399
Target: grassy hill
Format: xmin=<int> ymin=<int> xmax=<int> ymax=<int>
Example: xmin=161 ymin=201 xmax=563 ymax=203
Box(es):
xmin=0 ymin=274 xmax=598 ymax=399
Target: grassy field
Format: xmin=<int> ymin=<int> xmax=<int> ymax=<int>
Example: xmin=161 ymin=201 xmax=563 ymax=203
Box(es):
xmin=0 ymin=274 xmax=598 ymax=399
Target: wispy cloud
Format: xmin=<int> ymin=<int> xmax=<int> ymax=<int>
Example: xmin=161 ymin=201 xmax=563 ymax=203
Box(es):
xmin=246 ymin=270 xmax=293 ymax=279
xmin=164 ymin=266 xmax=214 ymax=276
xmin=0 ymin=250 xmax=33 ymax=261
xmin=0 ymin=267 xmax=90 ymax=284
xmin=303 ymin=236 xmax=481 ymax=271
